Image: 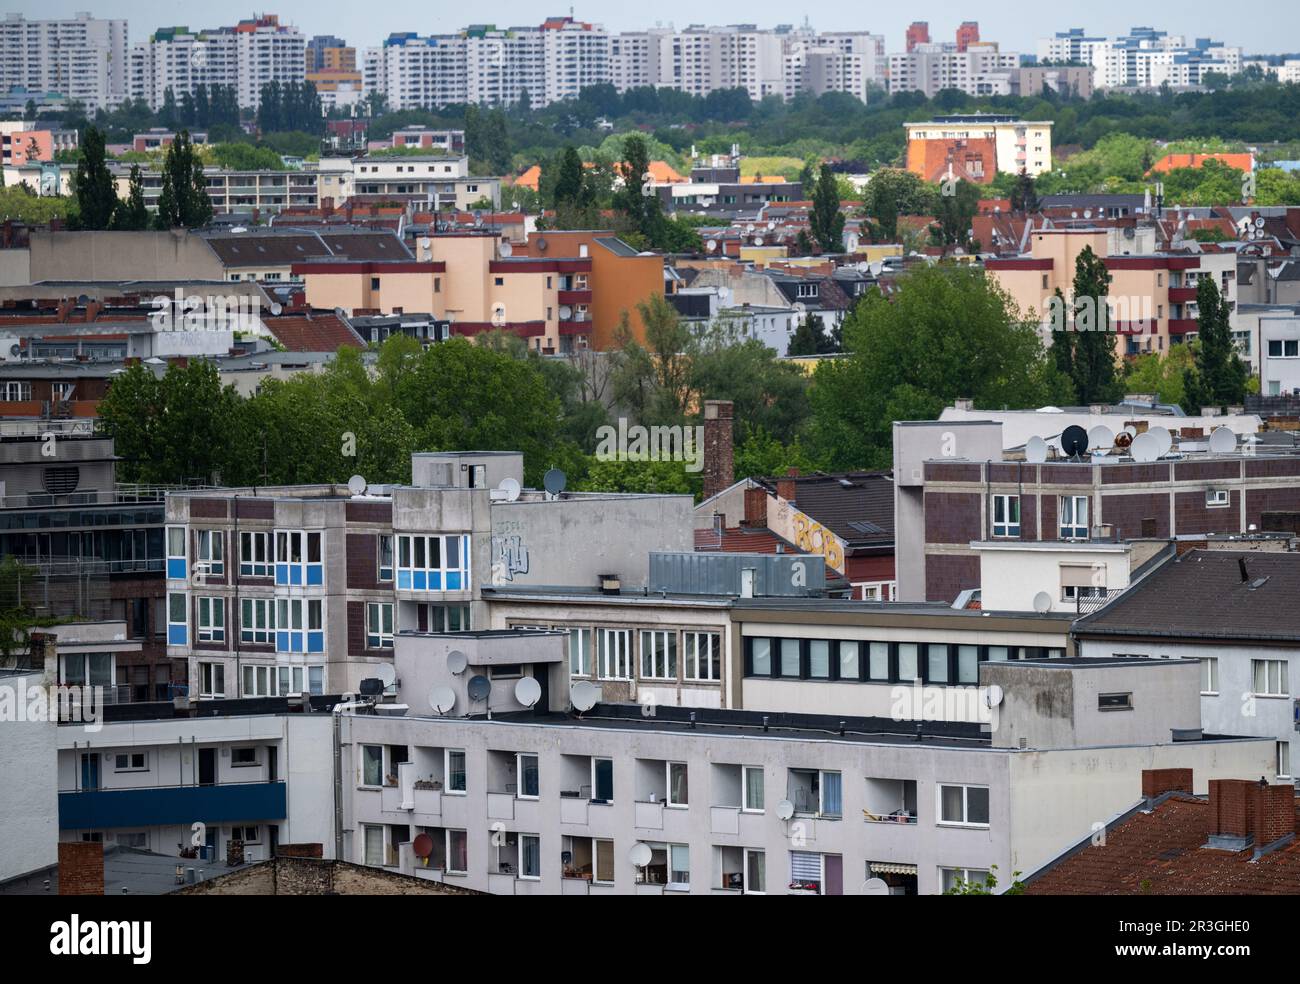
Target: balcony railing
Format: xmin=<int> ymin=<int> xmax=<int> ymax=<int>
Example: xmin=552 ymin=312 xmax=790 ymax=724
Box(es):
xmin=59 ymin=780 xmax=287 ymax=829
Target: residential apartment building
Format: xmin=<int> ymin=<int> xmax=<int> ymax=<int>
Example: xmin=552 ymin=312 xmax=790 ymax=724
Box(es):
xmin=0 ymin=13 xmax=128 ymax=112
xmin=350 ymin=155 xmax=500 ymax=210
xmin=905 ymin=115 xmax=1053 ymax=183
xmin=888 ymin=44 xmax=1021 ymax=99
xmin=1035 ymin=27 xmax=1242 ymax=90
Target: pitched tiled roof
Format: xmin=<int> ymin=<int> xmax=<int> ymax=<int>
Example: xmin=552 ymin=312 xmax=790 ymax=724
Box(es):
xmin=1149 ymin=152 xmax=1254 ymax=175
xmin=1073 ymin=549 xmax=1300 ymax=643
xmin=1026 ymin=793 xmax=1300 ymax=895
xmin=694 ymin=525 xmax=799 ymax=554
xmin=264 ymin=311 xmax=364 ymax=352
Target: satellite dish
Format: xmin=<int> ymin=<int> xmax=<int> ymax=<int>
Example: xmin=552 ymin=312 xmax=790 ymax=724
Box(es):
xmin=1209 ymin=426 xmax=1236 ymax=454
xmin=269 ymin=302 xmax=283 ymax=316
xmin=1061 ymin=424 xmax=1089 ymax=458
xmin=1032 ymin=591 xmax=1052 ymax=613
xmin=543 ymin=468 xmax=567 ymax=495
xmin=467 ymin=674 xmax=491 ymax=702
xmin=1114 ymin=430 xmax=1133 ymax=450
xmin=767 ymin=220 xmax=777 ymax=230
xmin=559 ymin=305 xmax=572 ymax=320
xmin=1083 ymin=209 xmax=1093 ymax=219
xmin=499 ymin=241 xmax=513 ymax=257
xmin=413 ymin=833 xmax=434 ymax=858
xmin=373 ymin=663 xmax=396 ymax=688
xmin=1025 ymin=436 xmax=1048 ymax=464
xmin=1149 ymin=425 xmax=1173 ymax=456
xmin=534 ymin=236 xmax=548 ymax=252
xmin=347 ymin=474 xmax=367 ymax=496
xmin=776 ymin=799 xmax=796 ymax=821
xmin=717 ymin=286 xmax=731 ymax=302
xmin=419 ymin=237 xmax=431 ymax=249
xmin=628 ymin=843 xmax=653 ymax=868
xmin=570 ymin=680 xmax=599 ymax=712
xmin=1130 ymin=431 xmax=1160 ymax=462
xmin=705 ymin=239 xmax=718 ymax=252
xmin=1088 ymin=425 xmax=1115 ymax=454
xmin=497 ymin=477 xmax=521 ymax=502
xmin=984 ymin=683 xmax=1004 ymax=707
xmin=514 ymin=676 xmax=542 ymax=708
xmin=754 ymin=236 xmax=764 ymax=246
xmin=869 ymin=261 xmax=884 ymax=276
xmin=429 ymin=686 xmax=456 ymax=714
xmin=863 ymin=877 xmax=890 ymax=895
xmin=446 ymin=650 xmax=468 ymax=675
xmin=1255 ymin=216 xmax=1266 ymax=230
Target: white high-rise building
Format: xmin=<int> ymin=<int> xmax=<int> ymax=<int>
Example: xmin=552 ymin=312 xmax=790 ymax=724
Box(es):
xmin=785 ymin=32 xmax=885 ymax=101
xmin=465 ymin=28 xmax=545 ymax=107
xmin=888 ymin=43 xmax=1020 ymax=98
xmin=540 ymin=17 xmax=610 ymax=106
xmin=1036 ymin=27 xmax=1242 ymax=89
xmin=0 ymin=12 xmax=128 ymax=112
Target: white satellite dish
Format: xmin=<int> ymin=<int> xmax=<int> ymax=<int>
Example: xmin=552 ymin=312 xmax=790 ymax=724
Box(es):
xmin=1149 ymin=425 xmax=1173 ymax=457
xmin=863 ymin=877 xmax=890 ymax=895
xmin=984 ymin=683 xmax=1004 ymax=708
xmin=373 ymin=663 xmax=396 ymax=688
xmin=269 ymin=302 xmax=283 ymax=316
xmin=1083 ymin=209 xmax=1092 ymax=219
xmin=570 ymin=680 xmax=599 ymax=712
xmin=776 ymin=799 xmax=796 ymax=821
xmin=628 ymin=843 xmax=653 ymax=868
xmin=1123 ymin=425 xmax=1138 ymax=438
xmin=1032 ymin=591 xmax=1052 ymax=613
xmin=717 ymin=286 xmax=731 ymax=303
xmin=514 ymin=676 xmax=542 ymax=708
xmin=754 ymin=236 xmax=764 ymax=246
xmin=1025 ymin=436 xmax=1049 ymax=464
xmin=1255 ymin=216 xmax=1266 ymax=230
xmin=419 ymin=237 xmax=431 ymax=249
xmin=705 ymin=239 xmax=718 ymax=252
xmin=347 ymin=474 xmax=367 ymax=496
xmin=869 ymin=261 xmax=884 ymax=276
xmin=1130 ymin=431 xmax=1160 ymax=462
xmin=1087 ymin=425 xmax=1114 ymax=454
xmin=446 ymin=650 xmax=468 ymax=675
xmin=497 ymin=477 xmax=521 ymax=502
xmin=559 ymin=305 xmax=572 ymax=320
xmin=499 ymin=241 xmax=513 ymax=257
xmin=767 ymin=220 xmax=777 ymax=230
xmin=1208 ymin=426 xmax=1236 ymax=454
xmin=429 ymin=686 xmax=456 ymax=714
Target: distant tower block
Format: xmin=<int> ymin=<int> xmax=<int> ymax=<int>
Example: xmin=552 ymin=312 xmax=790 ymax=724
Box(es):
xmin=956 ymin=21 xmax=980 ymax=52
xmin=906 ymin=21 xmax=930 ymax=52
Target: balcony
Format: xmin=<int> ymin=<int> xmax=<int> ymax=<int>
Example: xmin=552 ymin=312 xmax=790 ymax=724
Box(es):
xmin=1168 ymin=318 xmax=1199 ymax=336
xmin=59 ymin=780 xmax=286 ymax=829
xmin=557 ymin=289 xmax=592 ymax=305
xmin=1168 ymin=286 xmax=1198 ymax=304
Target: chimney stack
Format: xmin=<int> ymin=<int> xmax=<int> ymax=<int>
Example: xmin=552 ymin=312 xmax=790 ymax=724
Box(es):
xmin=776 ymin=468 xmax=799 ymax=504
xmin=57 ymin=842 xmax=105 ymax=895
xmin=701 ymin=400 xmax=734 ymax=501
xmin=1141 ymin=768 xmax=1192 ymax=801
xmin=1250 ymin=780 xmax=1295 ymax=847
xmin=742 ymin=485 xmax=769 ymax=528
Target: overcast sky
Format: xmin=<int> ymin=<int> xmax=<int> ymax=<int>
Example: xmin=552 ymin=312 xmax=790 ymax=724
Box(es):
xmin=12 ymin=2 xmax=1300 ymax=55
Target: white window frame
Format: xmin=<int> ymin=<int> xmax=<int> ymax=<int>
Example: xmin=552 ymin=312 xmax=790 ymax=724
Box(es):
xmin=568 ymin=627 xmax=592 ymax=677
xmin=938 ymin=783 xmax=991 ymax=828
xmin=591 ymin=756 xmax=614 ymax=803
xmin=598 ymin=628 xmax=632 ymax=681
xmin=1278 ymin=741 xmax=1292 ymax=781
xmin=445 ymin=748 xmax=467 ymax=794
xmin=196 ymin=529 xmax=224 ymax=575
xmin=941 ymin=867 xmax=992 ymax=893
xmin=360 ymin=744 xmax=383 ymax=787
xmin=1205 ymin=489 xmax=1230 ymax=508
xmin=743 ymin=766 xmax=765 ymax=813
xmin=199 ymin=661 xmax=225 ymax=698
xmin=240 ymin=530 xmax=270 ymax=577
xmin=640 ymin=629 xmax=677 ymax=680
xmin=362 ymin=824 xmax=384 ymax=866
xmin=196 ymin=596 xmax=225 ymax=642
xmin=1252 ymin=658 xmax=1289 ymax=697
xmin=167 ymin=528 xmax=186 ymax=568
xmin=992 ymin=494 xmax=1020 ymax=537
xmin=518 ymin=833 xmax=541 ymax=880
xmin=445 ymin=829 xmax=468 ymax=875
xmin=378 ymin=534 xmax=394 ymax=582
xmin=241 ymin=597 xmax=274 ymax=644
xmin=684 ymin=631 xmax=720 ymax=681
xmin=666 ymin=761 xmax=689 ymax=808
xmin=1059 ymin=495 xmax=1089 ymax=540
xmin=516 ymin=752 xmax=539 ymax=800
xmin=113 ymin=752 xmax=147 ymax=772
xmin=367 ymin=601 xmax=395 ymax=649
xmin=1200 ymin=656 xmax=1219 ymax=696
xmin=743 ymin=847 xmax=766 ymax=895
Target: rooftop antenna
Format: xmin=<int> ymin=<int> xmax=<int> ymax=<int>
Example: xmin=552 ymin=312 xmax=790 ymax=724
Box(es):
xmin=1060 ymin=424 xmax=1089 ymax=460
xmin=570 ymin=680 xmax=599 ymax=714
xmin=1025 ymin=435 xmax=1048 ymax=464
xmin=514 ymin=676 xmax=542 ymax=708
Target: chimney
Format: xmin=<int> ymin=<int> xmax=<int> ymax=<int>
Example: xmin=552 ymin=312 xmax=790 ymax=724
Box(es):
xmin=742 ymin=485 xmax=768 ymax=528
xmin=598 ymin=573 xmax=621 ymax=595
xmin=953 ymin=398 xmax=973 ymax=411
xmin=58 ymin=842 xmax=105 ymax=895
xmin=1208 ymin=778 xmax=1256 ymax=847
xmin=776 ymin=468 xmax=799 ymax=504
xmin=1251 ymin=781 xmax=1296 ymax=847
xmin=701 ymin=400 xmax=734 ymax=501
xmin=1239 ymin=557 xmax=1250 ymax=583
xmin=1141 ymin=767 xmax=1192 ymax=800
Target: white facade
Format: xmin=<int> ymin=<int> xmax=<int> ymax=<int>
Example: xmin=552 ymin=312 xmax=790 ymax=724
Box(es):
xmin=0 ymin=13 xmax=128 ymax=112
xmin=889 ymin=44 xmax=1020 ymax=98
xmin=1036 ymin=28 xmax=1242 ymax=90
xmin=1260 ymin=311 xmax=1300 ymax=397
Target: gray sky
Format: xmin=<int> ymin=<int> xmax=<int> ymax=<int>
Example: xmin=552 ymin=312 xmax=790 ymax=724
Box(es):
xmin=14 ymin=2 xmax=1300 ymax=55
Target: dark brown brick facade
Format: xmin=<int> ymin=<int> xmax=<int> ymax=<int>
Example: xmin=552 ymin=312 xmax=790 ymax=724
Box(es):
xmin=925 ymin=554 xmax=980 ymax=603
xmin=58 ymin=842 xmax=104 ymax=896
xmin=924 ymin=491 xmax=981 ymax=543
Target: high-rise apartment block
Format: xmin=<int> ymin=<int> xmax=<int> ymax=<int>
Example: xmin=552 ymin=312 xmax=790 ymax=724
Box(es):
xmin=0 ymin=13 xmax=128 ymax=112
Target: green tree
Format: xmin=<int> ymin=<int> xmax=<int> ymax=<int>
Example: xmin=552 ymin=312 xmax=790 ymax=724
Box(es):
xmin=154 ymin=131 xmax=213 ymax=229
xmin=864 ymin=168 xmax=936 ymax=241
xmin=810 ymin=162 xmax=845 ymax=253
xmin=787 ymin=314 xmax=830 ymax=356
xmin=111 ymin=164 xmax=149 ymax=230
xmin=608 ymin=295 xmax=694 ymax=427
xmin=552 ymin=146 xmax=585 ymax=208
xmin=1010 ymin=168 xmax=1040 ymax=212
xmin=72 ymin=125 xmax=117 ymax=230
xmin=933 ymin=178 xmax=980 ymax=253
xmin=1063 ymin=246 xmax=1123 ymax=405
xmin=809 ymin=264 xmax=1071 ymax=469
xmin=1182 ymin=276 xmax=1248 ymax=412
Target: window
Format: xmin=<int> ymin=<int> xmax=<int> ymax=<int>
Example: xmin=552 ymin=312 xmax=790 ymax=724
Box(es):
xmin=167 ymin=592 xmax=188 ymax=646
xmin=592 ymin=757 xmax=614 ymax=802
xmin=378 ymin=534 xmax=394 ymax=581
xmin=780 ymin=638 xmax=801 ymax=677
xmin=667 ymin=762 xmax=689 ymax=807
xmin=941 ymin=867 xmax=991 ymax=893
xmin=594 ymin=838 xmax=615 ymax=884
xmin=367 ymin=602 xmax=395 ymax=649
xmin=992 ymin=494 xmax=1020 ymax=537
xmin=0 ymin=380 xmax=31 ymax=401
xmin=1195 ymin=656 xmax=1219 ymax=696
xmin=956 ymin=645 xmax=980 ymax=684
xmin=598 ymin=628 xmax=632 ymax=680
xmin=789 ymin=768 xmax=842 ymax=817
xmin=744 ymin=849 xmax=766 ymax=894
xmin=239 ymin=531 xmax=270 ymax=577
xmin=640 ymin=630 xmax=677 ymax=679
xmin=275 ymin=530 xmax=323 ymax=586
xmin=1252 ymin=659 xmax=1289 ymax=697
xmin=363 ymin=824 xmax=384 ymax=866
xmin=1099 ymin=692 xmax=1133 ymax=710
xmin=361 ymin=745 xmax=383 ymax=787
xmin=683 ymin=632 xmax=719 ymax=681
xmin=517 ymin=753 xmax=539 ymax=798
xmin=230 ymin=826 xmax=259 ymax=843
xmin=938 ymin=784 xmax=990 ymax=827
xmin=1205 ymin=489 xmax=1230 ymax=508
xmin=749 ymin=637 xmax=772 ymax=676
xmin=196 ymin=530 xmax=224 ymax=575
xmin=199 ymin=661 xmax=225 ymax=698
xmin=897 ymin=642 xmax=920 ymax=683
xmin=809 ymin=639 xmax=831 ymax=679
xmin=1279 ymin=741 xmax=1292 ymax=780
xmin=196 ymin=597 xmax=225 ymax=642
xmin=1061 ymin=564 xmax=1106 ymax=602
xmin=396 ymin=533 xmax=470 ymax=591
xmin=868 ymin=641 xmax=889 ymax=681
xmin=166 ymin=527 xmax=186 ymax=580
xmin=274 ymin=598 xmax=324 ymax=653
xmin=444 ymin=749 xmax=467 ymax=793
xmin=1268 ymin=339 xmax=1299 ymax=358
xmin=519 ymin=833 xmax=541 ymax=879
xmin=231 ymin=746 xmax=258 ymax=767
xmin=114 ymin=752 xmax=146 ymax=771
xmin=669 ymin=844 xmax=690 ymax=889
xmin=568 ymin=627 xmax=592 ymax=676
xmin=743 ymin=767 xmax=764 ymax=813
xmin=1059 ymin=496 xmax=1089 ymax=539
xmin=240 ymin=598 xmax=274 ymax=644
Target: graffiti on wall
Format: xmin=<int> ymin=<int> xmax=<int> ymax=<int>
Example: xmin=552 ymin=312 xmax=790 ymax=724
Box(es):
xmin=490 ymin=532 xmax=530 ymax=584
xmin=769 ymin=497 xmax=846 ymax=573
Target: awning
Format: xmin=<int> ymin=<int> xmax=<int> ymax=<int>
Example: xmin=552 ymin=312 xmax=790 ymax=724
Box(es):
xmin=869 ymin=861 xmax=918 ymax=876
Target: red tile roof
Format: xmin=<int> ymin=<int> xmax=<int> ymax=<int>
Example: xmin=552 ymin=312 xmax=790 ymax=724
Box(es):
xmin=1026 ymin=792 xmax=1300 ymax=895
xmin=694 ymin=525 xmax=799 ymax=554
xmin=264 ymin=312 xmax=363 ymax=352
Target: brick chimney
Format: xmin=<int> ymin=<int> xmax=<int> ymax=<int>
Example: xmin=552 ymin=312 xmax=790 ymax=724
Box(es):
xmin=58 ymin=842 xmax=104 ymax=895
xmin=1142 ymin=768 xmax=1193 ymax=800
xmin=776 ymin=468 xmax=799 ymax=503
xmin=1209 ymin=778 xmax=1256 ymax=840
xmin=701 ymin=399 xmax=734 ymax=501
xmin=1250 ymin=781 xmax=1295 ymax=847
xmin=742 ymin=485 xmax=769 ymax=528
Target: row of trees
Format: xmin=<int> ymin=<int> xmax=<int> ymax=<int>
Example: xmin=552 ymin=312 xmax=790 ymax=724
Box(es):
xmin=159 ymin=84 xmax=242 ymax=131
xmin=72 ymin=126 xmax=212 ymax=231
xmin=256 ymin=81 xmax=324 ymax=136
